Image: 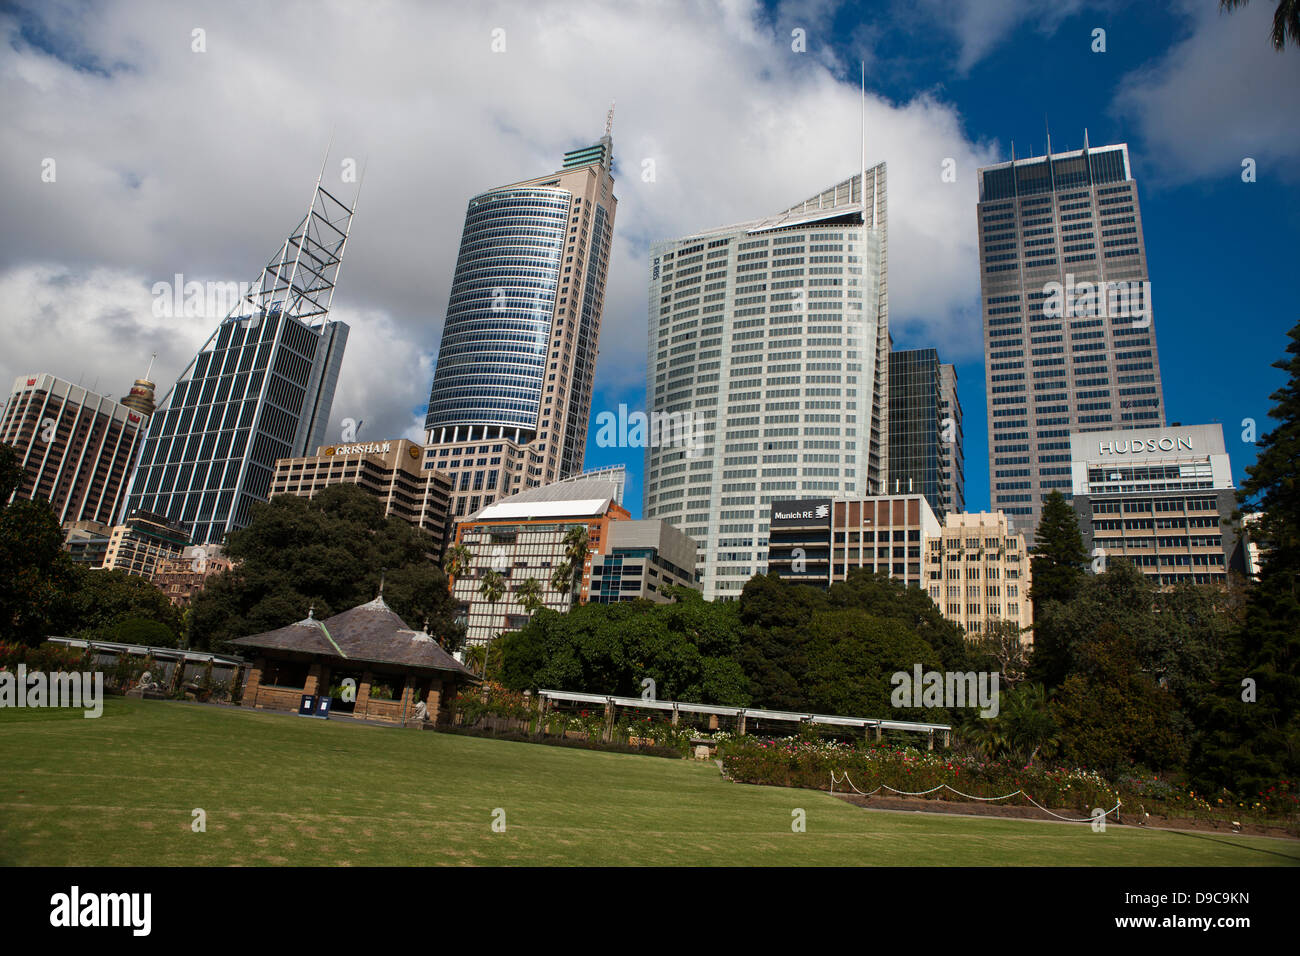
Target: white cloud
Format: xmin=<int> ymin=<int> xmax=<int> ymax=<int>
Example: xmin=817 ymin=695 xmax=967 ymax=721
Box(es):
xmin=1111 ymin=0 xmax=1300 ymax=185
xmin=0 ymin=0 xmax=997 ymax=443
xmin=912 ymin=0 xmax=1090 ymax=73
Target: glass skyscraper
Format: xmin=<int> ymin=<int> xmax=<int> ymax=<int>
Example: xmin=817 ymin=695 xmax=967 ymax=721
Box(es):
xmin=977 ymin=139 xmax=1165 ymax=534
xmin=123 ymin=179 xmax=356 ymax=544
xmin=423 ymin=128 xmax=617 ymax=526
xmin=643 ymin=166 xmax=889 ymax=600
xmin=888 ymin=348 xmax=963 ymax=519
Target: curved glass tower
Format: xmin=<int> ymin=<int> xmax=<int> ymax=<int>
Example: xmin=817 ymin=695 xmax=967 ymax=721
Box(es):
xmin=424 ymin=128 xmax=617 ymax=528
xmin=425 ymin=186 xmax=569 ymax=434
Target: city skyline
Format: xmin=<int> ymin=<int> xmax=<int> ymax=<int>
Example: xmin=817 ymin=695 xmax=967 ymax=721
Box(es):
xmin=2 ymin=2 xmax=1294 ymax=528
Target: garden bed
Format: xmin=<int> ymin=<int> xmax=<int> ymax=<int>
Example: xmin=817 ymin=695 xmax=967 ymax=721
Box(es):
xmin=833 ymin=792 xmax=1300 ymax=839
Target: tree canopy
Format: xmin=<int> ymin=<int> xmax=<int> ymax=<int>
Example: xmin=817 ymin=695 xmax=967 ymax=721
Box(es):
xmin=188 ymin=484 xmax=462 ymax=652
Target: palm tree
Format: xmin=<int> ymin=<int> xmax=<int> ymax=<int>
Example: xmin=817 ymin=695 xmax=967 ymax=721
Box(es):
xmin=1220 ymin=0 xmax=1300 ymax=51
xmin=1002 ymin=684 xmax=1059 ymax=767
xmin=550 ymin=560 xmax=575 ymax=600
xmin=443 ymin=543 xmax=473 ymax=581
xmin=477 ymin=568 xmax=505 ymax=678
xmin=515 ymin=576 xmax=544 ymax=617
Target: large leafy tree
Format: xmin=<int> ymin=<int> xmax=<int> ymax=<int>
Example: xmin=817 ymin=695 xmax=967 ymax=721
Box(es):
xmin=1220 ymin=0 xmax=1300 ymax=51
xmin=51 ymin=565 xmax=184 ymax=646
xmin=736 ymin=570 xmax=972 ymax=715
xmin=0 ymin=443 xmax=76 ymax=645
xmin=1052 ymin=621 xmax=1187 ymax=775
xmin=188 ymin=483 xmax=462 ymax=652
xmin=496 ymin=590 xmax=750 ymax=705
xmin=1191 ymin=321 xmax=1300 ymax=794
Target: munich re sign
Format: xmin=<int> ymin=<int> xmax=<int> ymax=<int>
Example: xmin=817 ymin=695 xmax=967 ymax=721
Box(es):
xmin=770 ymin=499 xmax=832 ymax=527
xmin=327 ymin=441 xmax=393 ymax=456
xmin=1098 ymin=435 xmax=1193 ymax=455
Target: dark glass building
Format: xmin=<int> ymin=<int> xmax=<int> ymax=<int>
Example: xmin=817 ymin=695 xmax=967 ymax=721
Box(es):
xmin=889 ymin=349 xmax=962 ymax=519
xmin=123 ymin=179 xmax=356 ymax=544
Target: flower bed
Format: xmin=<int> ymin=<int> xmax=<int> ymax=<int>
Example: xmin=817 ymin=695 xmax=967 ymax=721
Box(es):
xmin=721 ymin=736 xmax=1300 ymax=829
xmin=720 ymin=736 xmax=1118 ymax=815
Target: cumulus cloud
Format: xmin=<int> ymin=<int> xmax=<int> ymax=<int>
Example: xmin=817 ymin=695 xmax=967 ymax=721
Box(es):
xmin=1110 ymin=0 xmax=1300 ymax=185
xmin=0 ymin=0 xmax=998 ymax=443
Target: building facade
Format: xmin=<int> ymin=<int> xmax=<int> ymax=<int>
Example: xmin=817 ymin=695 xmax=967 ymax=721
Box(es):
xmin=102 ymin=510 xmax=192 ymax=578
xmin=123 ymin=179 xmax=356 ymax=544
xmin=644 ymin=166 xmax=890 ymax=599
xmin=1069 ymin=423 xmax=1244 ymax=585
xmin=423 ymin=129 xmax=618 ymax=533
xmin=766 ymin=494 xmax=940 ymax=590
xmin=888 ymin=349 xmax=962 ymax=518
xmin=977 ymin=140 xmax=1166 ymax=535
xmin=269 ymin=439 xmax=453 ymax=555
xmin=587 ymin=519 xmax=699 ymax=603
xmin=2 ymin=373 xmax=151 ymax=526
xmin=450 ymin=473 xmax=633 ymax=646
xmin=939 ymin=362 xmax=965 ymax=516
xmin=153 ymin=544 xmax=235 ymax=606
xmin=926 ymin=511 xmax=1033 ymax=642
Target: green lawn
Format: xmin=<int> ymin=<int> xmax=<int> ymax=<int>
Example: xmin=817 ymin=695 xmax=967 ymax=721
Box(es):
xmin=1 ymin=698 xmax=1296 ymax=866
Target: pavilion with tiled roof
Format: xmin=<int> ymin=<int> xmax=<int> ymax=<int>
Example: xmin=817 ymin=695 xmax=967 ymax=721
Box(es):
xmin=231 ymin=594 xmax=477 ymax=724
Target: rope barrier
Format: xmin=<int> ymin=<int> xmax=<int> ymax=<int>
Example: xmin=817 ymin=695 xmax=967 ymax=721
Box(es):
xmin=830 ymin=770 xmax=1121 ymax=823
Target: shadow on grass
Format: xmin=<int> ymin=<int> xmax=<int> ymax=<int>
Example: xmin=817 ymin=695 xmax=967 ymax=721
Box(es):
xmin=1160 ymin=827 xmax=1300 ymax=862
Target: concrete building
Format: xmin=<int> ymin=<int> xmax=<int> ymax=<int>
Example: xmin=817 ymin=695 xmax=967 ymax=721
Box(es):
xmin=1069 ymin=423 xmax=1245 ymax=585
xmin=977 ymin=139 xmax=1166 ymax=534
xmin=1 ymin=373 xmax=151 ymax=526
xmin=450 ymin=471 xmax=633 ymax=647
xmin=424 ymin=123 xmax=618 ymax=531
xmin=270 ymin=439 xmax=453 ymax=555
xmin=449 ymin=469 xmax=698 ymax=645
xmin=766 ymin=494 xmax=940 ymax=590
xmin=926 ymin=511 xmax=1033 ymax=642
xmin=123 ymin=179 xmax=356 ymax=544
xmin=102 ymin=510 xmax=192 ymax=578
xmin=587 ymin=519 xmax=699 ymax=603
xmin=153 ymin=544 xmax=236 ymax=606
xmin=63 ymin=520 xmax=112 ymax=567
xmin=644 ymin=165 xmax=890 ymax=599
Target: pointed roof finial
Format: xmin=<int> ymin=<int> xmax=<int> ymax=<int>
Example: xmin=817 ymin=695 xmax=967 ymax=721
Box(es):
xmin=145 ymin=351 xmax=157 ymax=380
xmin=605 ymin=100 xmax=615 ymax=138
xmin=378 ymin=569 xmax=385 ymax=596
xmin=308 ymin=604 xmax=315 ymax=619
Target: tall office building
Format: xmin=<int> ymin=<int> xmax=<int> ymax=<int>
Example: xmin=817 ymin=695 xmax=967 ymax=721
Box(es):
xmin=643 ymin=165 xmax=890 ymax=599
xmin=939 ymin=362 xmax=965 ymax=515
xmin=423 ymin=121 xmax=618 ymax=530
xmin=977 ymin=139 xmax=1165 ymax=534
xmin=888 ymin=348 xmax=963 ymax=519
xmin=2 ymin=373 xmax=152 ymax=526
xmin=1069 ymin=423 xmax=1245 ymax=586
xmin=123 ymin=177 xmax=356 ymax=544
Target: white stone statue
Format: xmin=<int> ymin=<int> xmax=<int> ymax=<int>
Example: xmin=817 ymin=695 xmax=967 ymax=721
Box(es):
xmin=413 ymin=700 xmax=429 ymax=721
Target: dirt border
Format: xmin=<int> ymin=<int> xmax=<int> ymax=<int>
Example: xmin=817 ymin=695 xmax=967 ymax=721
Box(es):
xmin=832 ymin=791 xmax=1299 ymax=840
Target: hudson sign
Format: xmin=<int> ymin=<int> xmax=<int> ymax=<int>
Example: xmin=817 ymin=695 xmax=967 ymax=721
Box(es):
xmin=1097 ymin=435 xmax=1193 ymax=455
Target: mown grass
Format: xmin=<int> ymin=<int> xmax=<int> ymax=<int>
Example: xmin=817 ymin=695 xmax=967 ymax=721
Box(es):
xmin=1 ymin=698 xmax=1296 ymax=866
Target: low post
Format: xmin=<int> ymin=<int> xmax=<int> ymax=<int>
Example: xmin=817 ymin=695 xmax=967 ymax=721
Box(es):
xmin=927 ymin=729 xmax=935 ymax=752
xmin=737 ymin=710 xmax=747 ymax=736
xmin=602 ymin=697 xmax=615 ymax=743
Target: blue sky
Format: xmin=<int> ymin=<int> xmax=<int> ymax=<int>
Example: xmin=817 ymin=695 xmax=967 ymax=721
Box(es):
xmin=1 ymin=0 xmax=1295 ymax=521
xmin=578 ymin=0 xmax=1299 ymax=515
